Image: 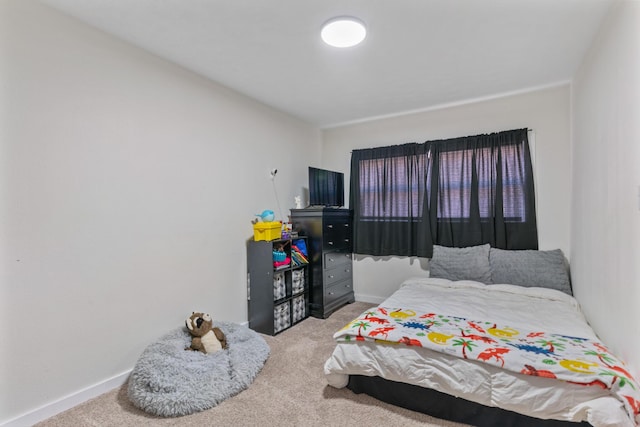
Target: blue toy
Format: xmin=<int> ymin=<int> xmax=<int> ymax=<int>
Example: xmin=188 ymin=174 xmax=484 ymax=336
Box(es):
xmin=257 ymin=209 xmax=275 ymax=222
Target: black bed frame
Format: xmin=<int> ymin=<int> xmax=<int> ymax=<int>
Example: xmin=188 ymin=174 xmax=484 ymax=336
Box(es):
xmin=347 ymin=375 xmax=593 ymax=427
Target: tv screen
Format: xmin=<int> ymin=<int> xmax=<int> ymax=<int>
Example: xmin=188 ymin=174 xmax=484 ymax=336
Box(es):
xmin=308 ymin=167 xmax=344 ymax=207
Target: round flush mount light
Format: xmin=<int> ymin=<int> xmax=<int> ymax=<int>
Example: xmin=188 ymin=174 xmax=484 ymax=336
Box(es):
xmin=321 ymin=17 xmax=367 ymax=48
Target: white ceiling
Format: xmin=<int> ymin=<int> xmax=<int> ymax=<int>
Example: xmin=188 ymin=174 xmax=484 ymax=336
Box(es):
xmin=40 ymin=0 xmax=613 ymax=128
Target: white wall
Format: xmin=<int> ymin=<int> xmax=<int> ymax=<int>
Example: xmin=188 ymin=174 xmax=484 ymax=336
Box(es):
xmin=3 ymin=0 xmax=636 ymax=423
xmin=571 ymin=0 xmax=640 ymax=377
xmin=0 ymin=1 xmax=319 ymax=423
xmin=322 ymin=86 xmax=571 ymax=302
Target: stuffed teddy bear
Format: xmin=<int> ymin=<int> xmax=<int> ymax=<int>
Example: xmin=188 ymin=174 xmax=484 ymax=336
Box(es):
xmin=185 ymin=312 xmax=227 ymax=354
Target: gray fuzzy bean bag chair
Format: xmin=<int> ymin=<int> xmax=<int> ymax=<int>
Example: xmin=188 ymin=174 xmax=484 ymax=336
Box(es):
xmin=127 ymin=321 xmax=269 ymax=417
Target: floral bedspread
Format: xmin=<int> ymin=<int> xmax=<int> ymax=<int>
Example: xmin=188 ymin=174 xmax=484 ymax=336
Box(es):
xmin=334 ymin=306 xmax=640 ymax=425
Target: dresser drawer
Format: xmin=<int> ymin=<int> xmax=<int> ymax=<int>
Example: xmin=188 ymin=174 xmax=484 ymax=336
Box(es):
xmin=324 ymin=251 xmax=352 ymax=269
xmin=322 ymin=234 xmax=351 ymax=250
xmin=323 ymin=220 xmax=351 ymax=250
xmin=324 ymin=219 xmax=351 ymax=235
xmin=325 ymin=279 xmax=353 ymax=305
xmin=324 ymin=264 xmax=352 ymax=287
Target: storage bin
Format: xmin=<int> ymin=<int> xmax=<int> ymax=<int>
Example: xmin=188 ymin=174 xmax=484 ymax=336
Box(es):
xmin=292 ymin=269 xmax=305 ymax=294
xmin=273 ymin=302 xmax=291 ymax=333
xmin=253 ymin=221 xmax=281 ymax=241
xmin=273 ymin=272 xmax=286 ymax=300
xmin=272 ymin=250 xmax=286 ymax=262
xmin=292 ymin=295 xmax=306 ymax=323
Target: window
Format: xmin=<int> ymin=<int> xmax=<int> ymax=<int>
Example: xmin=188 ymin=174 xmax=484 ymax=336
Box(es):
xmin=358 ymin=153 xmax=428 ymax=219
xmin=434 ymin=143 xmax=528 ymax=221
xmin=349 ymin=129 xmax=538 ymax=257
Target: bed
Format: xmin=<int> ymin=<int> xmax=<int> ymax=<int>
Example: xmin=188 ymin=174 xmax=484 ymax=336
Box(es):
xmin=324 ymin=245 xmax=640 ymax=427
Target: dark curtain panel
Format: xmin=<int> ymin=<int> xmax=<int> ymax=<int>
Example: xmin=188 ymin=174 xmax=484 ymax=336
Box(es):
xmin=350 ymin=129 xmax=538 ymax=257
xmin=426 ymin=128 xmax=538 ymax=251
xmin=349 ymin=143 xmax=433 ymax=257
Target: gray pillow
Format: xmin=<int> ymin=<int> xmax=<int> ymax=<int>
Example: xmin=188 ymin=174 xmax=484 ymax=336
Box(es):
xmin=429 ymin=244 xmax=492 ymax=284
xmin=489 ymin=248 xmax=572 ymax=295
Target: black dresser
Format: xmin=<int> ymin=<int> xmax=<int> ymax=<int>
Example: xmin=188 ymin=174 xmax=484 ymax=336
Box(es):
xmin=290 ymin=208 xmax=354 ymax=318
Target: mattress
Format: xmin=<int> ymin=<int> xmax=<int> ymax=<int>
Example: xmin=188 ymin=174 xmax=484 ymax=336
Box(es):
xmin=324 ymin=277 xmax=637 ymax=427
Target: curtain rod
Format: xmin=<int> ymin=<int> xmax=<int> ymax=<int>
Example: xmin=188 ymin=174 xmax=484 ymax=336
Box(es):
xmin=349 ymin=128 xmax=534 ymax=153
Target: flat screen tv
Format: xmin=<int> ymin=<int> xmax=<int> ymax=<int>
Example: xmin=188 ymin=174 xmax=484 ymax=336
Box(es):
xmin=308 ymin=167 xmax=344 ymax=207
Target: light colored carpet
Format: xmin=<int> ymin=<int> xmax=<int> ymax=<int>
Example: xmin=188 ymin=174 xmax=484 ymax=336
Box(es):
xmin=35 ymin=302 xmax=471 ymax=427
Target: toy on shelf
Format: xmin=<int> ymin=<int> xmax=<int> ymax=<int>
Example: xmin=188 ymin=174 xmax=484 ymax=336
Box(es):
xmin=256 ymin=210 xmax=275 ymax=222
xmin=281 ymin=222 xmax=295 ymax=239
xmin=252 ymin=209 xmax=281 ymax=241
xmin=272 ymin=240 xmax=290 ymax=269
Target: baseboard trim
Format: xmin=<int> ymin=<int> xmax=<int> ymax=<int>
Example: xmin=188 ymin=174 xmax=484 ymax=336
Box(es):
xmin=354 ymin=293 xmax=385 ymax=305
xmin=0 ymin=369 xmax=131 ymax=427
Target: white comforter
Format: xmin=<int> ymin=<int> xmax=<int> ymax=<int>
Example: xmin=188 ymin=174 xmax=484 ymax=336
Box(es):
xmin=324 ymin=277 xmax=634 ymax=427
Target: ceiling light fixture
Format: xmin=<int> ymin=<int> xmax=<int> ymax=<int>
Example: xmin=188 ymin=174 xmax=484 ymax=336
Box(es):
xmin=321 ymin=17 xmax=366 ymax=48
